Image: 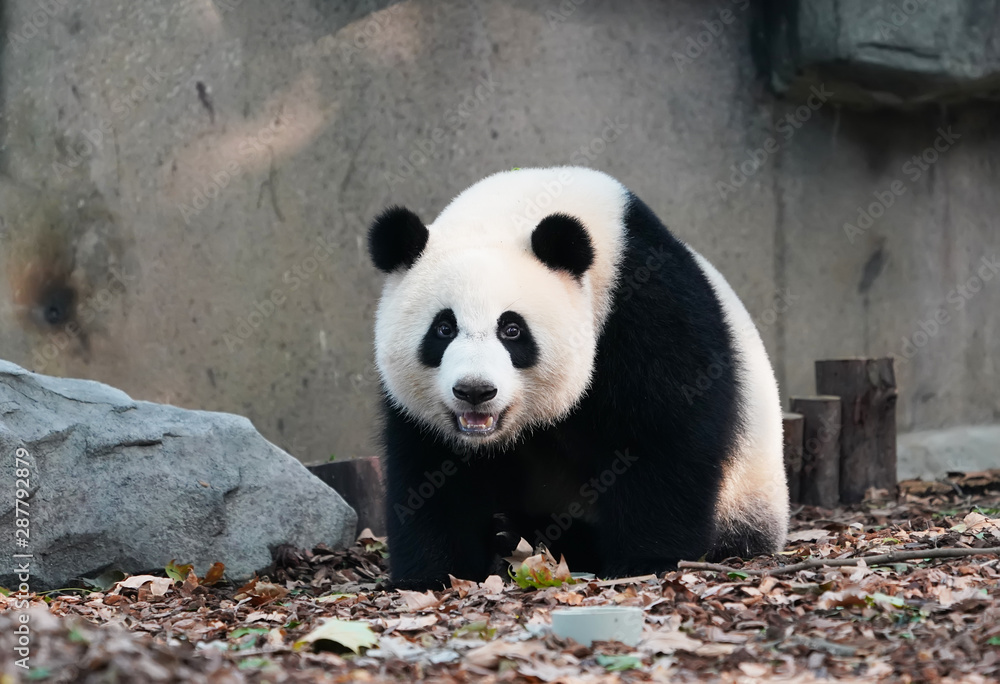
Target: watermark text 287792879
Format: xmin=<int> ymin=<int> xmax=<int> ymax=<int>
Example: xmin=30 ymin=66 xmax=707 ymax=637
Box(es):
xmin=11 ymin=446 xmax=34 ymax=670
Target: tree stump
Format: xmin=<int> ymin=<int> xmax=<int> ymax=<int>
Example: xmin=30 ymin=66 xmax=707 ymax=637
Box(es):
xmin=782 ymin=412 xmax=804 ymax=503
xmin=815 ymin=358 xmax=898 ymax=504
xmin=790 ymin=396 xmax=841 ymax=509
xmin=309 ymin=456 xmax=386 ymax=536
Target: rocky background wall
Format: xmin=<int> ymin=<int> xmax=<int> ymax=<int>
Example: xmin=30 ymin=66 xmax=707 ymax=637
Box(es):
xmin=1 ymin=0 xmax=997 ymax=470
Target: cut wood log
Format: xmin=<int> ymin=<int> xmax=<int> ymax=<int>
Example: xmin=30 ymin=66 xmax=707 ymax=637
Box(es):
xmin=309 ymin=456 xmax=385 ymax=536
xmin=815 ymin=358 xmax=898 ymax=504
xmin=790 ymin=396 xmax=841 ymax=508
xmin=782 ymin=412 xmax=804 ymax=503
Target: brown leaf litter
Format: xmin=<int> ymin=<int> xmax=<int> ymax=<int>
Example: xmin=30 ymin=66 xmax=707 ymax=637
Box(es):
xmin=2 ymin=475 xmax=1000 ymax=683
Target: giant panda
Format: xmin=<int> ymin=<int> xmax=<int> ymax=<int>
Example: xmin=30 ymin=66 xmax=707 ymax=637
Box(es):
xmin=368 ymin=166 xmax=787 ymax=588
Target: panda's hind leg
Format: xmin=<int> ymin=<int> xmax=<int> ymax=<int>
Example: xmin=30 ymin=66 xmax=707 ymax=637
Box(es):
xmin=707 ymin=514 xmax=783 ymax=562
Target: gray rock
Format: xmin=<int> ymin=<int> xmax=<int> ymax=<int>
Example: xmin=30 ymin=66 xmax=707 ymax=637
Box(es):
xmin=0 ymin=359 xmax=357 ymax=591
xmin=755 ymin=0 xmax=1000 ymax=107
xmin=898 ymin=426 xmax=1000 ymax=481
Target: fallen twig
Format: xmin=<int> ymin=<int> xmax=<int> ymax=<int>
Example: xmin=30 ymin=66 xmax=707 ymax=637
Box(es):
xmin=593 ymin=574 xmax=659 ymax=587
xmin=678 ymin=546 xmax=1000 ymax=577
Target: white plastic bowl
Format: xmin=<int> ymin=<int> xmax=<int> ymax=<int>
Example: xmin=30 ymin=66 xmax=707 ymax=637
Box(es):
xmin=550 ymin=606 xmax=644 ymax=647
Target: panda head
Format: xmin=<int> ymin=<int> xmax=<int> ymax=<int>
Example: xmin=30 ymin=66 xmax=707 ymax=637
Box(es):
xmin=368 ymin=168 xmax=625 ymax=451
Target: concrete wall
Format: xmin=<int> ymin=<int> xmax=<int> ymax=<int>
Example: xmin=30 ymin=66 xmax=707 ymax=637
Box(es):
xmin=1 ymin=0 xmax=997 ymax=465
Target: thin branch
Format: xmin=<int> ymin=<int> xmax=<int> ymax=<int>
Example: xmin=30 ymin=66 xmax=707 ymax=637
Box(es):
xmin=678 ymin=546 xmax=1000 ymax=577
xmin=593 ymin=574 xmax=659 ymax=587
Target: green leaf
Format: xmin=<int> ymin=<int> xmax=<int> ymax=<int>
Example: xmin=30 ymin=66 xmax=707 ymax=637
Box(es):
xmin=328 ymin=453 xmax=337 ymax=462
xmin=229 ymin=627 xmax=270 ymax=640
xmin=164 ymin=560 xmax=194 ymax=582
xmin=67 ymin=627 xmax=90 ymax=643
xmin=988 ymin=636 xmax=1000 ymax=646
xmin=25 ymin=668 xmax=52 ymax=680
xmin=0 ymin=586 xmax=10 ymax=596
xmin=78 ymin=570 xmax=127 ymax=592
xmin=509 ymin=562 xmax=576 ymax=590
xmin=454 ymin=620 xmax=496 ymax=640
xmin=727 ymin=571 xmax=749 ymax=580
xmin=867 ymin=592 xmax=906 ymax=608
xmin=238 ymin=657 xmax=273 ymax=670
xmin=294 ymin=618 xmax=378 ymax=654
xmin=596 ymin=654 xmax=642 ymax=672
xmin=364 ymin=540 xmax=388 ymax=555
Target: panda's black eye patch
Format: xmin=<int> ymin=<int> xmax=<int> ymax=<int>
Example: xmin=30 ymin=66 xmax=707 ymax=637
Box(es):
xmin=497 ymin=312 xmax=537 ymax=369
xmin=420 ymin=309 xmax=457 ymax=367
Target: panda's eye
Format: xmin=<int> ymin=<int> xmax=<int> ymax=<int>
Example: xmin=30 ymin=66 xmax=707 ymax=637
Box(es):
xmin=501 ymin=323 xmax=521 ymax=340
xmin=436 ymin=321 xmax=455 ymax=338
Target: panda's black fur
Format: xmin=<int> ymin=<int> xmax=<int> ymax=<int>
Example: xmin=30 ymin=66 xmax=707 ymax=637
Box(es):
xmin=372 ymin=182 xmax=777 ymax=589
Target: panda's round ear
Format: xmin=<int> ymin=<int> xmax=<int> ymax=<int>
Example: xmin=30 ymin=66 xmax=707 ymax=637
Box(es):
xmin=368 ymin=206 xmax=429 ymax=273
xmin=531 ymin=214 xmax=594 ymax=279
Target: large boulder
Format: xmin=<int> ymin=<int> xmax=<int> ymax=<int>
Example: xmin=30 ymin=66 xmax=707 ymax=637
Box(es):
xmin=0 ymin=360 xmax=357 ymax=590
xmin=754 ymin=0 xmax=1000 ymax=108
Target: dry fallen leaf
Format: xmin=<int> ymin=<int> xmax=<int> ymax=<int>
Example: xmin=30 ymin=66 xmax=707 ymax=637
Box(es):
xmin=397 ymin=589 xmax=441 ymax=612
xmin=481 ymin=575 xmax=506 ymax=595
xmin=786 ymin=528 xmax=833 ymax=542
xmin=234 ymin=578 xmax=290 ymax=606
xmin=641 ymin=628 xmax=704 ymax=655
xmin=202 ymin=562 xmax=225 ymax=586
xmin=112 ymin=575 xmax=174 ymax=596
xmin=553 ymin=591 xmax=584 ymax=605
xmin=294 ymin=618 xmax=378 ymax=654
xmin=449 ymin=575 xmax=478 ymax=598
xmin=465 ymin=639 xmax=543 ymax=669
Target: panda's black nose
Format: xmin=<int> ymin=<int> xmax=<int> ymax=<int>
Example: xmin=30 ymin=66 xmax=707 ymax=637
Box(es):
xmin=453 ymin=382 xmax=497 ymax=405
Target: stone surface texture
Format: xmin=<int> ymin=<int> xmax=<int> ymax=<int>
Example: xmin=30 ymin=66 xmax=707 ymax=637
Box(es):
xmin=0 ymin=360 xmax=357 ymax=590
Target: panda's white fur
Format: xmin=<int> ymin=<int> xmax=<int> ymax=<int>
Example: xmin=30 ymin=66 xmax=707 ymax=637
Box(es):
xmin=370 ymin=166 xmax=788 ymax=584
xmin=688 ymin=252 xmax=789 ymax=537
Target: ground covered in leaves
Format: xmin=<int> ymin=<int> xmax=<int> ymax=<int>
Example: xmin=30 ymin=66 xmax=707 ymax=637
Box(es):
xmin=3 ymin=473 xmax=1000 ymax=683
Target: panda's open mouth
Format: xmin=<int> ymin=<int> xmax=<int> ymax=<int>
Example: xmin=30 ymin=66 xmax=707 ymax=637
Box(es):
xmin=456 ymin=411 xmax=501 ymax=435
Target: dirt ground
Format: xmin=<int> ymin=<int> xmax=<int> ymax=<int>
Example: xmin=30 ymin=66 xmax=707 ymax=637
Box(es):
xmin=2 ymin=473 xmax=999 ymax=683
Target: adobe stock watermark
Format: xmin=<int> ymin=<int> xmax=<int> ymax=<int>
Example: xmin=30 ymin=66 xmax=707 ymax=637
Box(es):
xmin=222 ymin=234 xmax=340 ymax=352
xmin=390 ymin=452 xmax=475 ymax=524
xmin=897 ymin=254 xmax=999 ymax=363
xmin=52 ymin=66 xmax=168 ymax=179
xmin=2 ymin=0 xmax=70 ymax=53
xmin=535 ymin=449 xmax=638 ymax=548
xmin=843 ymin=126 xmax=961 ymax=244
xmin=568 ymin=116 xmax=628 ymax=167
xmin=177 ymin=112 xmax=300 ymax=225
xmin=716 ymin=85 xmax=833 ymax=200
xmin=681 ymin=288 xmax=798 ymax=405
xmin=10 ymin=446 xmax=35 ymax=670
xmin=672 ymin=0 xmax=751 ymax=72
xmin=508 ymin=118 xmax=629 ymax=232
xmin=384 ymin=75 xmax=500 ymax=187
xmin=876 ymin=0 xmax=931 ymax=39
xmin=337 ymin=1 xmax=407 ymax=64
